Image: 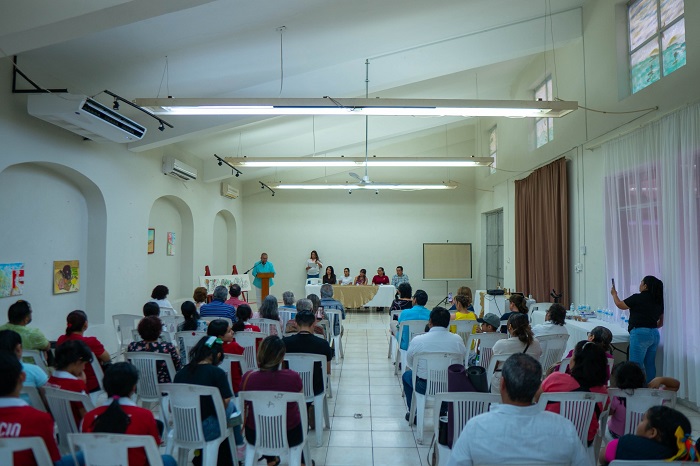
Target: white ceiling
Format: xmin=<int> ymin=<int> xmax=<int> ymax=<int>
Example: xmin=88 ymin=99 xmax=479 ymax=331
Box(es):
xmin=2 ymin=0 xmax=585 ymax=188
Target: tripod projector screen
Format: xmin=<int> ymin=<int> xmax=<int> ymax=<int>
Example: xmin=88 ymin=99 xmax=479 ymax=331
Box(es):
xmin=423 ymin=243 xmax=472 ymax=280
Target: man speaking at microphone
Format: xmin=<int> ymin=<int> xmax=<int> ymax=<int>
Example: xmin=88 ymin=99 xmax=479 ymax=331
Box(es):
xmin=251 ymin=252 xmax=275 ymax=305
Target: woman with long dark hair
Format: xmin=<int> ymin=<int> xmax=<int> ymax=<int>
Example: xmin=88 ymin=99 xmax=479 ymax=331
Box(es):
xmin=179 ymin=300 xmax=207 ymax=331
xmin=82 ymin=362 xmax=176 ymax=466
xmin=305 ymin=250 xmax=323 ymax=279
xmin=611 ymin=275 xmax=664 ymax=383
xmin=492 ymin=313 xmax=542 ymax=359
xmin=322 ymin=266 xmax=336 ymax=285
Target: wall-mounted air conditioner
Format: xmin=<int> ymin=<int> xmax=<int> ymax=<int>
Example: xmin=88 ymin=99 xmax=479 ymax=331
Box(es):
xmin=162 ymin=156 xmax=197 ymax=181
xmin=27 ymin=93 xmax=146 ymax=143
xmin=221 ymin=183 xmax=239 ymax=199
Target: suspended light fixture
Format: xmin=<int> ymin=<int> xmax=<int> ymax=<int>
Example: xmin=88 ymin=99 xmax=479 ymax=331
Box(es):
xmin=225 ymin=157 xmax=492 ymax=168
xmin=270 ymin=182 xmax=458 ymax=191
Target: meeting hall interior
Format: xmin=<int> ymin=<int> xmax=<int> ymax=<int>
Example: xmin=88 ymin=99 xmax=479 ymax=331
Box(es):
xmin=1 ymin=1 xmax=699 ymax=465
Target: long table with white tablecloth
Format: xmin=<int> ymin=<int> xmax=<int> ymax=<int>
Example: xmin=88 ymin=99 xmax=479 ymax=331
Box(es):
xmin=530 ymin=309 xmax=630 ymax=356
xmin=304 ymin=284 xmax=396 ymax=308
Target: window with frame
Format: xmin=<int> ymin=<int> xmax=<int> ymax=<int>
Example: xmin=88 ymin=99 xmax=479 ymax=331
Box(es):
xmin=535 ymin=77 xmax=553 ymax=148
xmin=628 ymin=0 xmax=685 ymax=94
xmin=488 ymin=125 xmax=497 ymax=175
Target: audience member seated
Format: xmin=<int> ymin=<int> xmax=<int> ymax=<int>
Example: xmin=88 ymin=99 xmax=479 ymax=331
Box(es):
xmin=338 ymin=267 xmax=353 ymax=285
xmin=149 ymin=284 xmax=174 ymax=314
xmin=46 ymin=340 xmax=93 ymax=423
xmin=449 ymin=294 xmax=477 ymax=334
xmin=257 ymin=295 xmax=281 ymax=335
xmin=0 ymin=329 xmax=48 ymax=404
xmin=499 ymin=294 xmax=529 ymax=332
xmin=389 ymin=283 xmax=413 ymax=338
xmin=285 ymin=299 xmax=325 ymax=336
xmin=448 ymin=286 xmax=474 ymax=313
xmin=178 ymin=301 xmax=208 ymax=332
xmin=193 ymin=286 xmax=209 ymax=311
xmin=200 ymin=285 xmax=237 ymax=322
xmin=232 ymin=304 xmax=261 ymax=333
xmin=0 ymin=351 xmax=75 ymax=466
xmin=142 ymin=302 xmax=161 ymax=317
xmin=0 ymin=300 xmax=50 ymax=352
xmin=280 ymin=291 xmax=297 ymax=310
xmin=127 ymin=316 xmax=182 ymax=383
xmin=353 ymin=268 xmax=368 ymax=285
xmin=320 ymin=284 xmax=345 ymax=336
xmin=241 ymin=336 xmax=307 ymax=466
xmin=174 ymin=335 xmax=245 ymax=462
xmin=307 ymin=293 xmax=325 ymax=321
xmin=541 ymin=340 xmax=609 ymax=445
xmin=225 ymin=284 xmax=247 ymax=309
xmin=322 ymin=266 xmax=336 ymax=285
xmin=82 ymin=362 xmax=176 ymax=466
xmin=57 ymin=310 xmax=111 ymax=394
xmin=397 ymin=290 xmax=431 ymax=351
xmin=491 ymin=314 xmax=542 ymax=391
xmin=447 ymin=353 xmax=589 ymax=466
xmin=550 ymin=325 xmax=614 ymax=375
xmin=607 ymin=361 xmax=680 ymax=439
xmin=371 ymin=267 xmax=390 ymax=285
xmin=208 ymin=319 xmax=246 ymax=394
xmin=467 ymin=313 xmax=500 ymax=365
xmin=531 ymin=303 xmax=569 ymax=337
xmin=402 ymin=306 xmax=466 ymax=421
xmin=601 ymin=406 xmax=697 ymax=464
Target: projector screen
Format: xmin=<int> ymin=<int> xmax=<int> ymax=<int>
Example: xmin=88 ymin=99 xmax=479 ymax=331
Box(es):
xmin=423 ymin=243 xmax=473 ymax=280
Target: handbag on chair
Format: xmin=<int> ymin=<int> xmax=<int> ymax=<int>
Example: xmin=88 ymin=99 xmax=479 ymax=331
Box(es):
xmin=443 ymin=364 xmax=487 ymax=448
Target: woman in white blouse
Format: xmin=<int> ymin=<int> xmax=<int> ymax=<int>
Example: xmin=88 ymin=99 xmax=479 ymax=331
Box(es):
xmin=306 ymin=250 xmax=323 ymax=279
xmin=531 ymin=303 xmax=569 ymax=337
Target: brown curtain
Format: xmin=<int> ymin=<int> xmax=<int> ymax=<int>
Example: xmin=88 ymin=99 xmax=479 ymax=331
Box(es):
xmin=515 ymin=157 xmax=569 ymax=305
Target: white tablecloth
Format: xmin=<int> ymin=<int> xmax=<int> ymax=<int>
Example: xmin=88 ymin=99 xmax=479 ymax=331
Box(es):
xmin=530 ymin=310 xmax=630 ymax=355
xmin=305 ymin=284 xmax=396 ymax=308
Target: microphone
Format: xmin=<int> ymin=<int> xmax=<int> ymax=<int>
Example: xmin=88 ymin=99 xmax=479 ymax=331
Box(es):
xmin=244 ymin=261 xmax=261 ymax=274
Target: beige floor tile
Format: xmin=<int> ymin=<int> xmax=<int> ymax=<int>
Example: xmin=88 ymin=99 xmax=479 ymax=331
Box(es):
xmin=372 ymin=430 xmax=418 ymax=448
xmin=328 ymin=430 xmax=373 ymax=447
xmin=325 ymin=446 xmax=373 ymax=466
xmin=373 ymin=447 xmax=423 ymax=466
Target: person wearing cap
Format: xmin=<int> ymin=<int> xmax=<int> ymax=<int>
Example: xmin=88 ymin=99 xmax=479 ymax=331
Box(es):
xmin=447 ymin=353 xmax=589 ymax=466
xmin=397 ymin=289 xmax=431 ymax=350
xmin=531 ymin=303 xmax=569 ymax=337
xmin=476 ymin=313 xmax=500 ymax=333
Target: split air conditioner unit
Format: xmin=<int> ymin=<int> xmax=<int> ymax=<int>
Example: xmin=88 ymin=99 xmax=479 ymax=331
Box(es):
xmin=221 ymin=183 xmax=239 ymax=199
xmin=27 ymin=93 xmax=146 ymax=143
xmin=162 ymin=156 xmax=197 ymax=181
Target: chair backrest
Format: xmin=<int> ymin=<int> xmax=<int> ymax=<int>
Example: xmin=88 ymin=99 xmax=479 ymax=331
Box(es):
xmin=0 ymin=436 xmax=54 ymax=466
xmin=201 ymin=316 xmax=232 ymax=327
xmin=125 ymin=352 xmax=177 ymax=401
xmin=536 ymin=334 xmax=569 ymax=373
xmin=249 ymin=318 xmax=282 ymax=336
xmin=21 ymin=385 xmax=47 ymax=412
xmin=173 ymin=331 xmax=206 ymax=365
xmin=485 ymin=353 xmax=512 ymax=389
xmin=306 ymin=278 xmax=321 ymax=285
xmin=158 ymin=306 xmax=177 ymax=317
xmin=323 ymin=309 xmax=343 ymax=338
xmin=537 ymin=391 xmax=609 ymax=445
xmin=277 ymin=310 xmax=297 ymax=329
xmin=68 ymin=433 xmax=164 ymax=466
xmin=160 ymin=315 xmax=185 ymax=333
xmin=89 ymin=358 xmax=105 ymax=393
xmin=558 ymin=357 xmax=571 ymax=373
xmin=43 ymin=386 xmax=95 ymax=453
xmin=21 ymin=349 xmax=51 ymax=375
xmin=433 ymin=392 xmax=502 ymax=448
xmin=158 ymin=383 xmax=227 ymax=446
xmin=607 ymin=388 xmax=677 ymax=436
xmin=414 ymin=352 xmax=465 ymax=397
xmin=112 ymin=314 xmax=142 ymax=350
xmin=284 ymin=353 xmax=328 ymax=402
xmin=451 ymin=319 xmax=474 ymax=346
xmin=397 ymin=319 xmax=428 ymax=347
xmin=221 ymin=353 xmax=249 ymax=392
xmin=238 ymin=390 xmax=308 ymax=455
xmin=234 ymin=331 xmax=266 ymax=370
xmin=466 ymin=332 xmax=507 ymax=369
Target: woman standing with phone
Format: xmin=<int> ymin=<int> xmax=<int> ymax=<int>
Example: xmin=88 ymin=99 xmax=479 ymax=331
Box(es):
xmin=611 ymin=275 xmax=664 ymax=383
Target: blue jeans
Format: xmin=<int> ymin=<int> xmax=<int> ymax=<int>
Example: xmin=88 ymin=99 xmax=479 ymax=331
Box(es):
xmin=629 ymin=327 xmax=660 ymax=383
xmin=202 ymin=400 xmax=244 ymax=446
xmin=401 ymin=370 xmax=426 ymax=411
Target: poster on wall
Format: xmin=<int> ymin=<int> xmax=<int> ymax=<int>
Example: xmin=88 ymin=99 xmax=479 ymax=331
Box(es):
xmin=148 ymin=228 xmax=155 ymax=254
xmin=53 ymin=260 xmax=79 ymax=294
xmin=167 ymin=232 xmax=175 ymax=256
xmin=0 ymin=263 xmax=25 ymax=297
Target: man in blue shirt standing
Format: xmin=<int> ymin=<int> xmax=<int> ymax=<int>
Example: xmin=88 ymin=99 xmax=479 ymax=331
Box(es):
xmin=397 ymin=289 xmax=430 ymax=350
xmin=199 ymin=285 xmax=237 ymax=322
xmin=251 ymin=252 xmax=275 ymax=305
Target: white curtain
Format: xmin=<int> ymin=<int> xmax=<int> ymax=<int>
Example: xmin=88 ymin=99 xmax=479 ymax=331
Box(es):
xmin=603 ymin=102 xmax=700 ymax=404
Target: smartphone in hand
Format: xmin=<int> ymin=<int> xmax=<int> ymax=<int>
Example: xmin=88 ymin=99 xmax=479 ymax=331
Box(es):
xmin=448 ymin=292 xmax=453 ymax=303
xmin=611 ymin=278 xmax=615 ymax=287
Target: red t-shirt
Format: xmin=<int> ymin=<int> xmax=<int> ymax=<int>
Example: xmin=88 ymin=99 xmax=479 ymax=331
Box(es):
xmin=57 ymin=333 xmax=107 ymax=392
xmin=223 ymin=341 xmax=245 ymax=393
xmin=372 ymin=275 xmax=390 ymax=285
xmin=82 ymin=403 xmax=161 ymax=466
xmin=47 ymin=374 xmax=87 ymax=423
xmin=0 ymin=401 xmax=62 ymax=465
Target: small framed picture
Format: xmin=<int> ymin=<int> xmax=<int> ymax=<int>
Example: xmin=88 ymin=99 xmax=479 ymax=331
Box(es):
xmin=147 ymin=228 xmax=155 ymax=254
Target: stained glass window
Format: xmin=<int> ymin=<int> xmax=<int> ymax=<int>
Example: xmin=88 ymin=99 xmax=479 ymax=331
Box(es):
xmin=535 ymin=77 xmax=553 ymax=148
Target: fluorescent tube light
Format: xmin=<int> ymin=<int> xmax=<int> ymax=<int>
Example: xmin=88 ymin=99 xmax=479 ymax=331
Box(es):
xmin=270 ymin=182 xmax=457 ymax=191
xmin=225 ymin=157 xmax=492 ymax=168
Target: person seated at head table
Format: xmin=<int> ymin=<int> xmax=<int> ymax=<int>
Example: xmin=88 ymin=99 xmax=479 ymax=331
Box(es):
xmin=338 ymin=267 xmax=353 ymax=285
xmin=354 ymin=268 xmax=368 ymax=285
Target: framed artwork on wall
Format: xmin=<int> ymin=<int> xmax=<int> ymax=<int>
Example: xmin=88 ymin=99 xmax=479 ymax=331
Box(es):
xmin=167 ymin=232 xmax=175 ymax=256
xmin=53 ymin=260 xmax=79 ymax=294
xmin=0 ymin=263 xmax=24 ymax=297
xmin=148 ymin=228 xmax=155 ymax=254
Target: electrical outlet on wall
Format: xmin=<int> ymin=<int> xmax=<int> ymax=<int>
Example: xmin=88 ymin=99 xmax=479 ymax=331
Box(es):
xmin=574 ymin=263 xmax=583 ymax=273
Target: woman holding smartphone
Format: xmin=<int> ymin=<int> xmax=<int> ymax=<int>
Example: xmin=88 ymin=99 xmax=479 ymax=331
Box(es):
xmin=305 ymin=250 xmax=323 ymax=279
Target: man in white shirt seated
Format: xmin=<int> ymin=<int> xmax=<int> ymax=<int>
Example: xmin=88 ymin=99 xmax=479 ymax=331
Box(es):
xmin=531 ymin=303 xmax=569 ymax=337
xmin=446 ymin=353 xmax=589 ymax=466
xmin=402 ymin=306 xmax=466 ymax=420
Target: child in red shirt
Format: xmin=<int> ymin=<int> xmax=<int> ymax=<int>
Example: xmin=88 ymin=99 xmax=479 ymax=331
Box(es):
xmin=46 ymin=339 xmax=93 ymax=423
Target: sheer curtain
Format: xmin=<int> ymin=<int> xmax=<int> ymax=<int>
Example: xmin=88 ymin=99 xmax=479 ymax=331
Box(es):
xmin=603 ymin=103 xmax=700 ymax=403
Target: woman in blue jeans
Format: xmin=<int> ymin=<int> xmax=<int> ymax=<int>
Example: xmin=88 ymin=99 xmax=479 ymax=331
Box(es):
xmin=611 ymin=275 xmax=664 ymax=383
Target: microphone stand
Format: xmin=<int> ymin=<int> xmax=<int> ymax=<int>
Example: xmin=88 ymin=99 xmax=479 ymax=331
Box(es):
xmin=437 ymin=295 xmax=450 ymax=307
xmin=244 ymin=263 xmax=259 ymax=274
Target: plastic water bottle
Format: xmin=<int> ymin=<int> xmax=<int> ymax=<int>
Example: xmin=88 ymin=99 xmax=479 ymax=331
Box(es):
xmin=570 ymin=303 xmax=575 ymax=316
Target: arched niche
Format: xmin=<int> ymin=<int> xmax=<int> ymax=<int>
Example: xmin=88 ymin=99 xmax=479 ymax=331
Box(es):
xmin=147 ymin=195 xmax=194 ymax=300
xmin=212 ymin=209 xmax=237 ymax=275
xmin=0 ymin=162 xmax=107 ymax=329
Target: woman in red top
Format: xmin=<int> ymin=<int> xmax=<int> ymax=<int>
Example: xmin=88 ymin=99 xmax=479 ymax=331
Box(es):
xmin=46 ymin=339 xmax=92 ymax=422
xmin=82 ymin=362 xmax=176 ymax=466
xmin=57 ymin=310 xmax=111 ymax=393
xmin=232 ymin=304 xmax=261 ymax=333
xmin=372 ymin=267 xmax=390 ymax=285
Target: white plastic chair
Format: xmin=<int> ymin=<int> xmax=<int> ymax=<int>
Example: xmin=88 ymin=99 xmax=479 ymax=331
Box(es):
xmin=393 ymin=319 xmax=428 ymax=376
xmin=484 ymin=353 xmax=512 ymax=393
xmin=537 ymin=334 xmax=569 ymax=375
xmin=451 ymin=319 xmax=475 ymax=347
xmin=158 ymin=306 xmax=177 ymax=317
xmin=221 ymin=353 xmax=249 ymax=401
xmin=431 ymin=392 xmax=502 ymax=466
xmin=238 ymin=390 xmax=310 ymax=466
xmin=21 ymin=385 xmax=47 ymax=412
xmin=124 ymin=351 xmax=176 ymax=434
xmin=278 ymin=310 xmax=297 ymax=330
xmin=234 ymin=331 xmax=265 ymax=370
xmin=173 ymin=330 xmax=206 ymax=365
xmin=465 ymin=332 xmax=507 ymax=370
xmin=68 ymin=433 xmax=164 ymax=466
xmin=160 ymin=315 xmax=185 ymax=334
xmin=558 ymin=357 xmax=572 ymax=373
xmin=408 ymin=352 xmax=465 ymax=444
xmin=537 ymin=391 xmax=609 ymax=447
xmin=112 ymin=314 xmax=142 ymax=353
xmin=89 ymin=358 xmax=106 ymax=403
xmin=284 ymin=353 xmax=331 ymax=446
xmin=249 ymin=318 xmax=282 ymax=336
xmin=201 ymin=316 xmax=232 ymax=327
xmin=43 ymin=386 xmax=96 ymax=455
xmin=607 ymin=388 xmax=677 ymax=436
xmin=158 ymin=383 xmax=237 ymax=466
xmin=306 ymin=278 xmax=322 ymax=285
xmin=0 ymin=436 xmax=54 ymax=466
xmin=387 ymin=310 xmax=402 ymax=359
xmin=21 ymin=349 xmax=51 ymax=375
xmin=324 ymin=309 xmax=345 ymax=363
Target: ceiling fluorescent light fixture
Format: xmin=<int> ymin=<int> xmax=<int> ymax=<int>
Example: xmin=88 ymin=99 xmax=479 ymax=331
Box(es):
xmin=134 ymin=97 xmax=577 ymax=118
xmin=225 ymin=157 xmax=492 ymax=168
xmin=270 ymin=182 xmax=457 ymax=191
